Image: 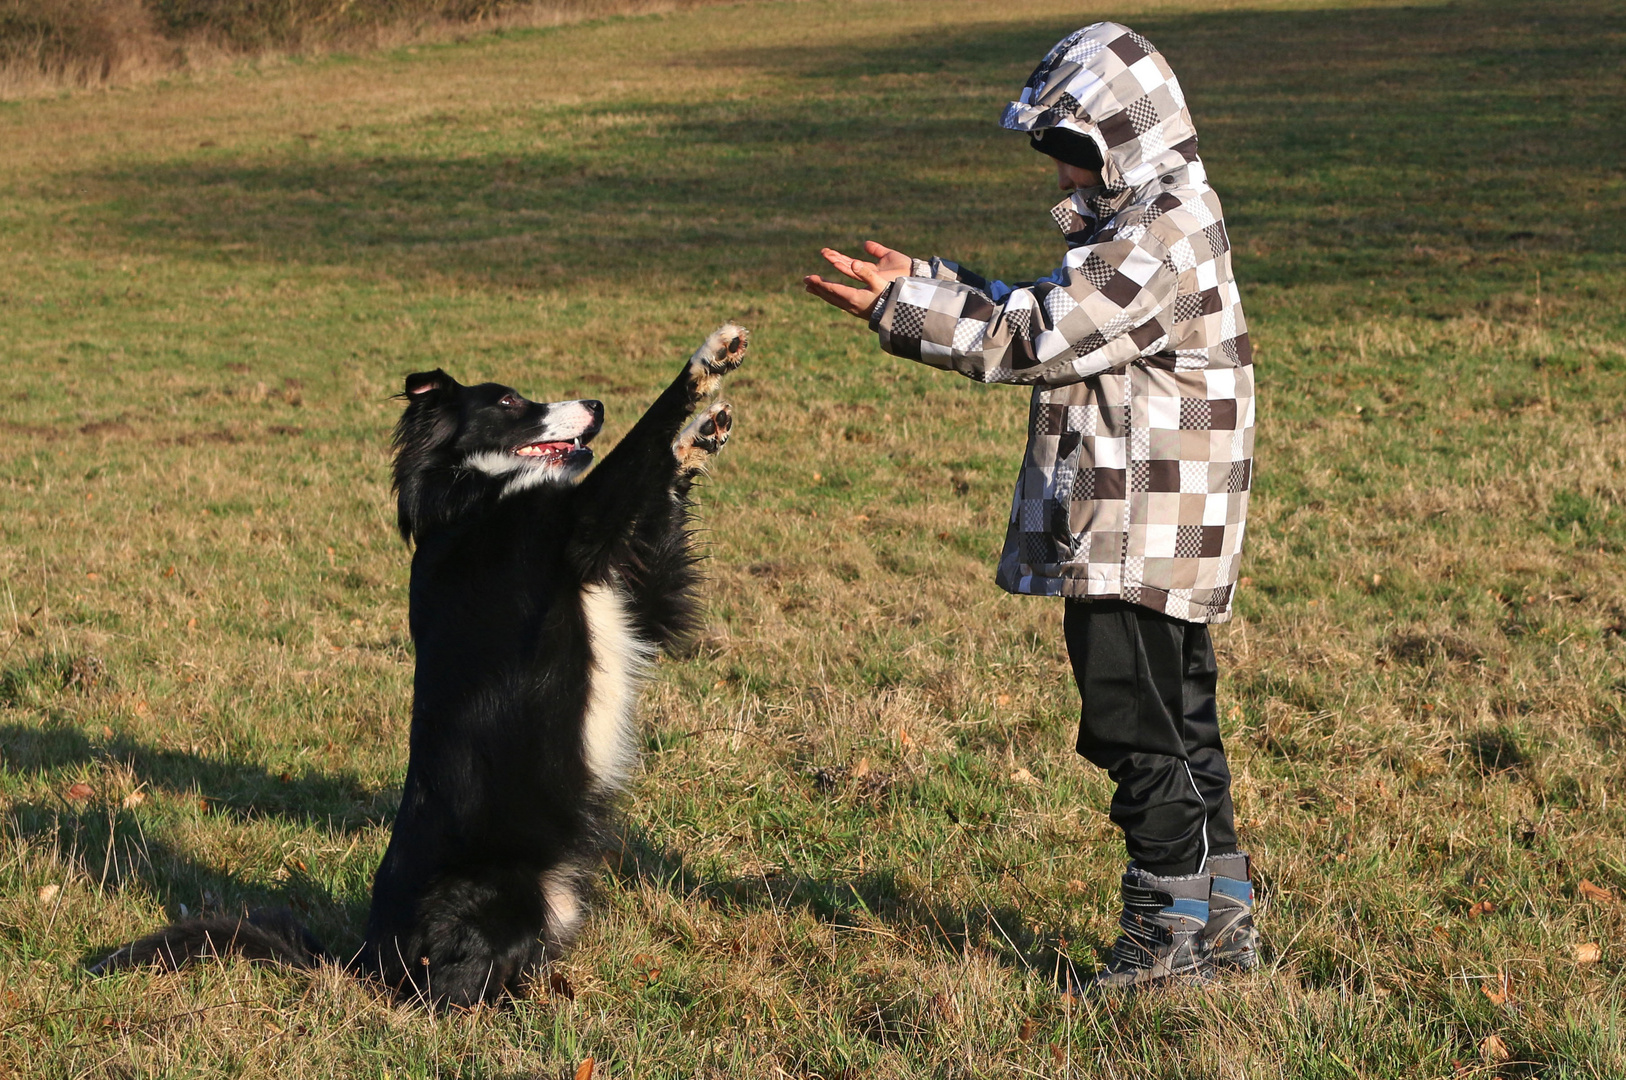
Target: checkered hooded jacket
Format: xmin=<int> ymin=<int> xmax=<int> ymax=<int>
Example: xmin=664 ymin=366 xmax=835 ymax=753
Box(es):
xmin=868 ymin=21 xmax=1254 ymax=623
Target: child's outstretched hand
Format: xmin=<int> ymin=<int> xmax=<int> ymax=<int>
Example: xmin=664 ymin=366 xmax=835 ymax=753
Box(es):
xmin=804 ymin=241 xmax=913 ymax=318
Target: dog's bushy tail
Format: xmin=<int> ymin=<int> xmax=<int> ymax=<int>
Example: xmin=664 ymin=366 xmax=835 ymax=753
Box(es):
xmin=88 ymin=907 xmax=330 ymax=975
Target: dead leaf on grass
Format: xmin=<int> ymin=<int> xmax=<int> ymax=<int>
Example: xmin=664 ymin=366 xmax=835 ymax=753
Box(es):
xmin=64 ymin=782 xmax=94 ymax=802
xmin=37 ymin=884 xmax=60 ymax=903
xmin=1481 ymin=971 xmax=1512 ymax=1006
xmin=574 ymin=1058 xmax=595 ymax=1080
xmin=1573 ymin=942 xmax=1602 ymax=963
xmin=549 ymin=970 xmax=575 ymax=1000
xmin=1578 ymin=879 xmax=1617 ymax=904
xmin=1010 ymin=768 xmax=1038 ymax=785
xmin=121 ymin=790 xmax=146 ymax=809
xmin=630 ymin=953 xmax=660 ymax=985
xmin=1480 ymin=1033 xmax=1510 ymax=1063
xmin=1467 ymin=899 xmax=1495 ymax=918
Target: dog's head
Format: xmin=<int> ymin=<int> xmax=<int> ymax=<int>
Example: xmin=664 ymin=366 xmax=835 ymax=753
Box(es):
xmin=392 ymin=369 xmax=603 ymax=541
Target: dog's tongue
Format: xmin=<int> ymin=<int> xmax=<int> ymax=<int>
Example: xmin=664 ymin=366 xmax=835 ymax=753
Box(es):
xmin=515 ymin=441 xmax=573 ymax=457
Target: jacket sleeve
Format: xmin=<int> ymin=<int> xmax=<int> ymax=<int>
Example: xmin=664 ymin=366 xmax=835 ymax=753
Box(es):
xmin=869 ymin=236 xmax=1178 ymax=387
xmin=907 ymin=256 xmax=996 ymax=292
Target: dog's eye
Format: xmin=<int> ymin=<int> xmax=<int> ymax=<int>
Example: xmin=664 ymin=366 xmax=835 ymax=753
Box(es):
xmin=499 ymin=394 xmax=523 ymax=408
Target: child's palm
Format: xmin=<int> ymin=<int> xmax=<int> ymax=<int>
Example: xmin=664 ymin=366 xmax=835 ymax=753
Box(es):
xmin=805 ymin=241 xmax=914 ymax=318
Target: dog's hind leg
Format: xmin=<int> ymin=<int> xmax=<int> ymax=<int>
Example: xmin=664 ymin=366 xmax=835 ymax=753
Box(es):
xmin=540 ymin=859 xmax=592 ymax=956
xmin=390 ymin=866 xmax=550 ymax=1008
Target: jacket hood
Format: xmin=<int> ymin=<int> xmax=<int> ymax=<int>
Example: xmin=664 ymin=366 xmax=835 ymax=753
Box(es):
xmin=1001 ymin=22 xmax=1199 ymax=195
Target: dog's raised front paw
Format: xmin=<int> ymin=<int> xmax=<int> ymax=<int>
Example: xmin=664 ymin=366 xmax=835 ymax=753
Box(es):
xmin=674 ymin=400 xmax=733 ymax=473
xmin=687 ymin=323 xmax=748 ymax=397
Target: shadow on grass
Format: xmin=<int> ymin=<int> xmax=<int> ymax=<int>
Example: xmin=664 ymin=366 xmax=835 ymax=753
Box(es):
xmin=1 ymin=721 xmax=382 ymax=959
xmin=8 ymin=797 xmax=368 ymax=963
xmin=0 ymin=722 xmax=394 ymax=834
xmin=605 ymin=824 xmax=1081 ymax=979
xmin=59 ymin=0 xmax=1624 ymax=301
xmin=5 ymin=717 xmax=1088 ymax=980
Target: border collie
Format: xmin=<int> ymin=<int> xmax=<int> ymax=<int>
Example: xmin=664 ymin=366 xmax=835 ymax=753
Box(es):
xmin=91 ymin=324 xmax=748 ymax=1007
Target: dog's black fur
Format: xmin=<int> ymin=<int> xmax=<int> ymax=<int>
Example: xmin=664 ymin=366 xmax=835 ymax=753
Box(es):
xmin=91 ymin=324 xmax=747 ymax=1007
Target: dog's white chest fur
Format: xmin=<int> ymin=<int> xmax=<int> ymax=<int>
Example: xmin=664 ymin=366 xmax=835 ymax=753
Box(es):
xmin=579 ymin=583 xmax=656 ymax=791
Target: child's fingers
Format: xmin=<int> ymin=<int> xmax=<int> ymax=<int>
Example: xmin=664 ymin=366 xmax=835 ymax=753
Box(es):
xmin=864 ymin=240 xmax=906 ymax=265
xmin=823 ymin=247 xmax=891 ymax=285
xmin=814 ymin=278 xmax=865 ymax=305
xmin=820 ymin=247 xmax=857 ymax=276
xmin=849 ymin=260 xmax=881 ymax=288
xmin=804 ymin=274 xmax=852 ymax=302
xmin=804 ymin=275 xmax=878 ymax=316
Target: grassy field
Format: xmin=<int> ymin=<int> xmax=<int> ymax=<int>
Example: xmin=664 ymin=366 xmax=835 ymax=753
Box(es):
xmin=1 ymin=0 xmax=1624 ymax=1075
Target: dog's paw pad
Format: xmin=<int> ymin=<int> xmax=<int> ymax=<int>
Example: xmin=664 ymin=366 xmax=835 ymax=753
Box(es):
xmin=702 ymin=406 xmax=732 ymax=437
xmin=689 ymin=323 xmax=749 ymax=384
xmin=675 ymin=400 xmax=733 ymax=470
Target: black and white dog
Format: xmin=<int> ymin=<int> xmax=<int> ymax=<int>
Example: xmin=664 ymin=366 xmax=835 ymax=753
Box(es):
xmin=92 ymin=324 xmax=747 ymax=1007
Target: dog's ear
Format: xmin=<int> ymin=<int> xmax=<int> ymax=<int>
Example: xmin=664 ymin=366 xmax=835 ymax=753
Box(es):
xmin=404 ymin=369 xmax=454 ymax=399
xmin=393 ymin=369 xmax=462 ymax=544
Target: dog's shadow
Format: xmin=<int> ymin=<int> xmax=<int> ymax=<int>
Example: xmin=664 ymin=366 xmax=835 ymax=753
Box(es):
xmin=604 ymin=825 xmax=1084 ymax=978
xmin=0 ymin=722 xmax=395 ymax=833
xmin=0 ymin=722 xmax=382 ymax=959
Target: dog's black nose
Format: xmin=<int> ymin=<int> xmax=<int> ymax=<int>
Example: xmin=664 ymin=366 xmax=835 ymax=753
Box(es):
xmin=583 ymin=400 xmax=604 ymax=433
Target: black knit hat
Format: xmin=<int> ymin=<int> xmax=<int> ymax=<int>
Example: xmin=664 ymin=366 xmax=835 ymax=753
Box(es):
xmin=1029 ymin=126 xmax=1104 ymax=172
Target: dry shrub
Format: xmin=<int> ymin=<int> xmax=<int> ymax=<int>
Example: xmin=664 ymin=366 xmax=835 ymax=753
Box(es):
xmin=0 ymin=0 xmax=738 ymax=93
xmin=149 ymin=0 xmax=525 ymax=52
xmin=0 ymin=0 xmax=164 ymax=85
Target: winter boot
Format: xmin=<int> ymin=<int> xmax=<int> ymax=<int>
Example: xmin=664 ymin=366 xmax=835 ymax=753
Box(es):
xmin=1203 ymin=852 xmax=1258 ymax=971
xmin=1070 ymin=864 xmax=1211 ymax=991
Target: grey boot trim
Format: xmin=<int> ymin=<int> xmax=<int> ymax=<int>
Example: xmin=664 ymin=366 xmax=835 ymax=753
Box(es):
xmin=1079 ymin=864 xmax=1210 ymax=991
xmin=1204 ymin=851 xmax=1258 ymax=971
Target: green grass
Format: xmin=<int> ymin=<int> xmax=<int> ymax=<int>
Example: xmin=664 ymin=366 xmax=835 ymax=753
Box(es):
xmin=2 ymin=0 xmax=1625 ymax=1075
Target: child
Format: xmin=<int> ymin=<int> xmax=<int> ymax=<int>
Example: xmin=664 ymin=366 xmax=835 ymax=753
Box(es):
xmin=805 ymin=21 xmax=1257 ymax=988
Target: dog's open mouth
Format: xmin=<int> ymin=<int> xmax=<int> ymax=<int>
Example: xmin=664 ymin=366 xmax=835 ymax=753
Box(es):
xmin=513 ymin=437 xmax=592 ymax=465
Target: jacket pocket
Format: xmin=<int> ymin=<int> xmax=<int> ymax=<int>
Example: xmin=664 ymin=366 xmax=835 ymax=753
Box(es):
xmin=1046 ymin=431 xmax=1083 ymax=560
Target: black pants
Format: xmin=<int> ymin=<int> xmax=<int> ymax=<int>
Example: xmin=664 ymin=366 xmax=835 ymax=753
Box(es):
xmin=1064 ymin=599 xmax=1238 ymax=877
